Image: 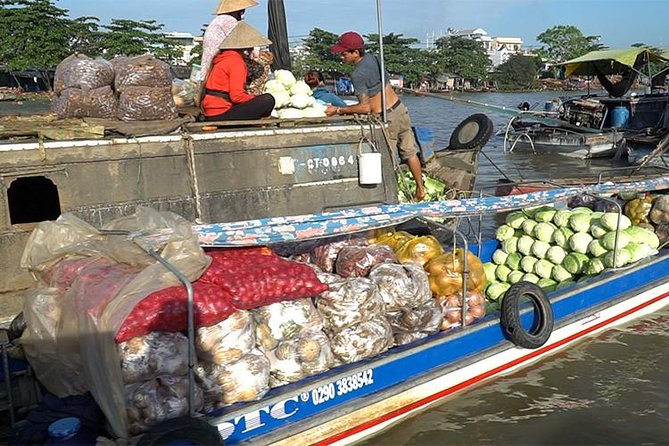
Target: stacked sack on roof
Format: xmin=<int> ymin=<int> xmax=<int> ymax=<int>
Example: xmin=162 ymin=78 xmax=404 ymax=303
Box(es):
xmin=52 ymin=53 xmax=178 ymax=121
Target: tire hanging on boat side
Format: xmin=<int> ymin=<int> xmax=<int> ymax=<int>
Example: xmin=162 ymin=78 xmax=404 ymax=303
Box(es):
xmin=500 ymin=281 xmax=554 ymax=349
xmin=448 ymin=113 xmax=494 ymax=150
xmin=137 ymin=416 xmax=224 ymax=445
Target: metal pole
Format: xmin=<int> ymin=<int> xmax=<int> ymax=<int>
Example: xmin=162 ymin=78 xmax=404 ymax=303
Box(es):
xmin=376 ymin=0 xmax=387 ymax=122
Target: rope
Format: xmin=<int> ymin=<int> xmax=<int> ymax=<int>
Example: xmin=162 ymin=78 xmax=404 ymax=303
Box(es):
xmin=181 ymin=129 xmax=204 ymax=224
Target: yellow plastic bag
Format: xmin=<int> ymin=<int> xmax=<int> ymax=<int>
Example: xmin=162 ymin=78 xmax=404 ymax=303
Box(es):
xmin=374 ymin=230 xmax=414 ymax=251
xmin=395 ymin=235 xmax=444 ymax=266
xmin=424 ymin=249 xmax=487 ymax=296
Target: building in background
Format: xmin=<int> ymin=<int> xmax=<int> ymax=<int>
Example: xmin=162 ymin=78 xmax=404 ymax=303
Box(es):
xmin=447 ymin=28 xmax=524 ymax=68
xmin=163 ymin=32 xmax=198 ymax=65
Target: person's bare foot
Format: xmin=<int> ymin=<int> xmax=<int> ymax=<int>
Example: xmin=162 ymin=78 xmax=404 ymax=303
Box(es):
xmin=415 ymin=188 xmax=426 ymax=202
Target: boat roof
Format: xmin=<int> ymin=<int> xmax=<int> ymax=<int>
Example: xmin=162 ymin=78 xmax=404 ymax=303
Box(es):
xmin=560 ymin=47 xmax=669 ymax=77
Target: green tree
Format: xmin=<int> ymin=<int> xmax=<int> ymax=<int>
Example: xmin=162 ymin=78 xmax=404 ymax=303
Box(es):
xmin=0 ymin=0 xmax=75 ymax=70
xmin=365 ymin=33 xmax=433 ymax=83
xmin=492 ymin=54 xmax=542 ymax=90
xmin=99 ymin=19 xmax=180 ymax=60
xmin=67 ymin=16 xmax=103 ymax=56
xmin=299 ymin=28 xmax=345 ymax=75
xmin=435 ymin=36 xmax=491 ymax=81
xmin=536 ymin=25 xmax=605 ymax=64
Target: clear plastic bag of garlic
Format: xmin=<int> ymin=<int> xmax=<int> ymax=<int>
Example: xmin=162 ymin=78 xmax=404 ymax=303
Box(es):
xmin=119 ymin=331 xmax=189 ymax=384
xmin=329 ymin=315 xmax=393 ymax=364
xmin=125 ymin=375 xmax=203 ymax=435
xmin=435 ymin=290 xmax=487 ymax=331
xmin=265 ymin=330 xmax=334 ymax=387
xmin=196 ymin=349 xmax=270 ymax=407
xmin=265 ymin=70 xmax=327 ymax=118
xmin=316 ymin=277 xmax=386 ymax=332
xmin=196 ymin=310 xmax=255 ymax=366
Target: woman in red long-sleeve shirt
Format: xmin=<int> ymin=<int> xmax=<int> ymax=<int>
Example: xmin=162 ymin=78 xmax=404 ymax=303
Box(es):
xmin=201 ymin=21 xmax=275 ymax=121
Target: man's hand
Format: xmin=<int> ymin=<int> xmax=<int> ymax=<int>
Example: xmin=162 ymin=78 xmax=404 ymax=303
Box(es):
xmin=414 ymin=187 xmax=426 ymax=202
xmin=325 ymin=105 xmax=338 ymax=116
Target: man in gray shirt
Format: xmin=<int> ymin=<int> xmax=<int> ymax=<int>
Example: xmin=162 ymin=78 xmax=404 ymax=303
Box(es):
xmin=325 ymin=32 xmax=425 ymax=202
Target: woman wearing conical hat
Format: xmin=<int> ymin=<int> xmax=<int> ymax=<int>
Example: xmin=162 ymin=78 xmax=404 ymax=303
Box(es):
xmin=200 ymin=0 xmax=258 ymax=85
xmin=201 ymin=22 xmax=276 ymax=121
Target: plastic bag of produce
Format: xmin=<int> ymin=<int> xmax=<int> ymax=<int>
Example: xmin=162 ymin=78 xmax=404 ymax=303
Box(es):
xmin=116 ymin=280 xmax=236 ymax=343
xmin=197 ymin=350 xmax=270 ymax=407
xmin=117 ymin=86 xmax=178 ymax=121
xmin=196 ymin=310 xmax=255 ymax=365
xmin=435 ymin=291 xmax=486 ymax=330
xmin=265 ymin=331 xmax=334 ymax=387
xmin=253 ymin=299 xmax=322 ymax=348
xmin=368 ymin=263 xmax=432 ymax=311
xmin=200 ymin=248 xmax=329 ymax=310
xmin=113 ymin=54 xmax=173 ymax=92
xmin=387 ymin=301 xmax=442 ymax=345
xmin=316 ymin=277 xmax=385 ymax=331
xmin=335 ymin=245 xmax=397 ymax=278
xmin=52 ymin=86 xmax=118 ymax=119
xmin=650 ymin=195 xmax=669 ymax=225
xmin=329 ymin=316 xmax=393 ymax=363
xmin=125 ymin=375 xmax=203 ymax=435
xmin=171 ymin=78 xmax=198 ymax=107
xmin=394 ymin=235 xmax=443 ymax=266
xmin=373 ymin=230 xmax=413 ymax=251
xmin=425 ymin=249 xmax=487 ymax=296
xmin=119 ymin=332 xmax=189 ymax=384
xmin=311 ymin=236 xmax=368 ymax=273
xmin=54 ymin=54 xmax=114 ymax=94
xmin=624 ymin=195 xmax=653 ymax=225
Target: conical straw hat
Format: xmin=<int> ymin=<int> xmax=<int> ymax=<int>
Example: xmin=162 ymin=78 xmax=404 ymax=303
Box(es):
xmin=219 ymin=21 xmax=272 ymax=49
xmin=213 ymin=0 xmax=258 ymax=15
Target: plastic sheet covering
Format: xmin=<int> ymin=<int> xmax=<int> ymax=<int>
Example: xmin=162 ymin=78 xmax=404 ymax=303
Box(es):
xmin=119 ymin=332 xmax=189 ymax=384
xmin=315 ymin=277 xmax=385 ymax=332
xmin=20 ymin=207 xmax=209 ymax=438
xmin=196 ymin=350 xmax=270 ymax=408
xmin=51 ymin=86 xmax=118 ymax=119
xmin=117 ymin=86 xmax=178 ymax=121
xmin=113 ymin=54 xmax=173 ymax=92
xmin=329 ymin=316 xmax=393 ymax=363
xmin=196 ymin=310 xmax=255 ymax=366
xmin=335 ymin=245 xmax=397 ymax=278
xmin=54 ymin=54 xmax=114 ymax=94
xmin=125 ymin=375 xmax=203 ymax=435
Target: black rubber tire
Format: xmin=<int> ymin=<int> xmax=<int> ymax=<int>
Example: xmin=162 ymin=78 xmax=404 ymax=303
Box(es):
xmin=137 ymin=416 xmax=224 ymax=446
xmin=448 ymin=113 xmax=494 ymax=150
xmin=500 ymin=282 xmax=554 ymax=349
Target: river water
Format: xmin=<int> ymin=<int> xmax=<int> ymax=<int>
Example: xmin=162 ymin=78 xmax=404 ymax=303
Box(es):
xmin=360 ymin=92 xmax=669 ymax=445
xmin=3 ymin=93 xmax=668 ymax=444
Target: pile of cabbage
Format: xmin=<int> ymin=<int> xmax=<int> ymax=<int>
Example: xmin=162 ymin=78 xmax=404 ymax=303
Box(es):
xmin=484 ymin=205 xmax=661 ymax=302
xmin=264 ymin=70 xmax=327 ymax=119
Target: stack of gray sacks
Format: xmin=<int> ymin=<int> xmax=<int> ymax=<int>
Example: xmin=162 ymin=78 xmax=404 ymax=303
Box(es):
xmin=52 ymin=53 xmax=178 ymax=121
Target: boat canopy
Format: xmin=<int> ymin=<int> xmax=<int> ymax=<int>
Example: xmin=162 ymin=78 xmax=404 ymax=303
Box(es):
xmin=560 ymin=47 xmax=669 ymax=77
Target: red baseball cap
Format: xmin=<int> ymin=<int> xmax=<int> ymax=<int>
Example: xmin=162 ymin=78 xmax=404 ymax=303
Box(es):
xmin=330 ymin=32 xmax=365 ymax=53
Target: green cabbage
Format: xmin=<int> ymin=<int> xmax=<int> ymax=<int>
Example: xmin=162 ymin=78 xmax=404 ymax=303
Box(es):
xmin=552 ymin=227 xmax=574 ymax=249
xmin=600 ymin=231 xmax=630 ymax=251
xmin=534 ymin=207 xmax=557 ymax=223
xmin=553 ymin=209 xmax=573 ymax=227
xmin=496 ymin=224 xmax=516 ymax=241
xmin=534 ymin=259 xmax=555 ymax=279
xmin=551 ymin=264 xmax=573 ymax=282
xmin=521 ymin=219 xmax=538 ymax=236
xmin=600 ymin=213 xmax=632 ymax=231
xmin=623 ymin=226 xmax=660 ymax=249
xmin=587 ymin=239 xmax=608 ymax=257
xmin=624 ymin=242 xmax=655 ymax=263
xmin=583 ymin=258 xmax=605 ymax=275
xmin=531 ymin=240 xmax=551 ymax=259
xmin=555 ymin=280 xmax=577 ymax=290
xmin=517 ymin=235 xmax=535 ymax=256
xmin=290 ymin=80 xmax=313 ymax=96
xmin=486 ymin=282 xmax=511 ymax=301
xmin=492 ymin=249 xmax=509 ymax=265
xmin=502 ymin=237 xmax=519 ymax=254
xmin=520 ymin=256 xmax=539 ymax=273
xmin=505 ymin=252 xmax=523 ymax=271
xmin=589 ymin=222 xmax=608 ymax=239
xmin=505 ymin=211 xmax=527 ymax=229
xmin=546 ymin=246 xmax=567 ymax=265
xmin=563 ymin=252 xmax=590 ymax=275
xmin=483 ymin=262 xmax=497 ymax=283
xmin=569 ymin=232 xmax=593 ymax=254
xmin=523 ymin=206 xmax=542 ymax=218
xmin=571 ymin=206 xmax=593 ymax=214
xmin=507 ymin=270 xmax=524 ymax=284
xmin=533 ymin=222 xmax=556 ymax=243
xmin=569 ymin=212 xmax=592 ymax=233
xmin=522 ymin=273 xmax=540 ymax=284
xmin=275 ymin=69 xmax=297 ymax=87
xmin=537 ymin=277 xmax=557 ymax=291
xmin=602 ymin=249 xmax=631 ymax=268
xmin=495 ymin=264 xmax=512 ymax=282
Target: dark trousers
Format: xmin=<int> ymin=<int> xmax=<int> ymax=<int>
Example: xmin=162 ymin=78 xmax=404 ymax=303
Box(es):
xmin=204 ymin=94 xmax=275 ymax=121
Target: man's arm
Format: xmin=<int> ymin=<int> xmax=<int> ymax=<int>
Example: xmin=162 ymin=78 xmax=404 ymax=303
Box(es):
xmin=325 ymin=93 xmax=370 ymax=116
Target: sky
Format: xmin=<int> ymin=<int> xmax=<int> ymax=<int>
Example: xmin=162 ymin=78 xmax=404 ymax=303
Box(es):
xmin=56 ymin=0 xmax=668 ymax=49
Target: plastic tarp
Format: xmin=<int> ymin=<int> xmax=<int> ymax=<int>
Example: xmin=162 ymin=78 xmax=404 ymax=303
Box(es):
xmin=267 ymin=0 xmax=292 ymax=71
xmin=560 ymin=48 xmax=669 ymax=77
xmin=20 ymin=207 xmax=209 ymax=437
